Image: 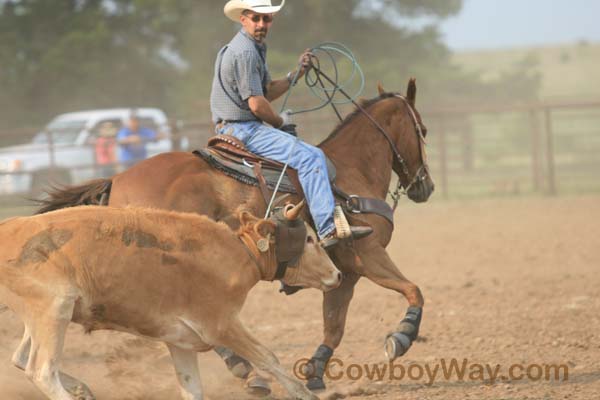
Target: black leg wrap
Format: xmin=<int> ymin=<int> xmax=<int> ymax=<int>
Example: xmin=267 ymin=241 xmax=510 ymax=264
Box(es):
xmin=384 ymin=307 xmax=423 ymax=361
xmin=215 ymin=347 xmax=253 ymax=379
xmin=304 ymin=344 xmax=333 ymax=392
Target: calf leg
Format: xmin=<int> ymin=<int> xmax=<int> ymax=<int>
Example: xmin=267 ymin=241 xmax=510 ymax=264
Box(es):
xmin=24 ymin=297 xmax=94 ymax=400
xmin=217 ymin=318 xmax=318 ymax=400
xmin=166 ymin=344 xmax=204 ymax=400
xmin=13 ymin=326 xmax=95 ymax=398
xmin=12 ymin=325 xmax=31 ymax=370
xmin=304 ymin=271 xmax=360 ymax=391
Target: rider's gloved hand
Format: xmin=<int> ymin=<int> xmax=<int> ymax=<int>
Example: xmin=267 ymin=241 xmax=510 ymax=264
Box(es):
xmin=279 ymin=109 xmax=293 ymax=127
xmin=280 ymin=124 xmax=298 ymax=137
xmin=298 ymin=49 xmax=314 ymax=74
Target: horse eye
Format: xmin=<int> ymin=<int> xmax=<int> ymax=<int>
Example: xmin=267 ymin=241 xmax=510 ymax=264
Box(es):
xmin=307 ymin=236 xmax=314 ymax=244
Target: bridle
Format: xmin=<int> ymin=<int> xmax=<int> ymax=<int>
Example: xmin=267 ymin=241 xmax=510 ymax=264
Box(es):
xmin=387 ymin=95 xmax=431 ymax=208
xmin=308 ymin=63 xmax=429 ymax=209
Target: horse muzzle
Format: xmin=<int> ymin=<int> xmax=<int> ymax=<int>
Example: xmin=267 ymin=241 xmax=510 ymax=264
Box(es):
xmin=407 ymin=174 xmax=435 ymax=203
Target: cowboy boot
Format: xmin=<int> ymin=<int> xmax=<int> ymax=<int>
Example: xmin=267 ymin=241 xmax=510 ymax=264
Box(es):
xmin=320 ymin=205 xmax=372 ymax=248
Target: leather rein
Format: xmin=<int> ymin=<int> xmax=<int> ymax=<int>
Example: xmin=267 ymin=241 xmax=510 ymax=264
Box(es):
xmin=312 ymin=65 xmax=430 ymax=218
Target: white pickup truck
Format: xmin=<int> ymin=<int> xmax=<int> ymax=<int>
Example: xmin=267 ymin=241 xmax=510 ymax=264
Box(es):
xmin=0 ymin=108 xmax=185 ymax=195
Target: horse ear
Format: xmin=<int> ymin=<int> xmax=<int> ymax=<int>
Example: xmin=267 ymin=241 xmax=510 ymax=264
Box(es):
xmin=377 ymin=82 xmax=386 ymax=96
xmin=407 ymin=78 xmax=417 ymax=107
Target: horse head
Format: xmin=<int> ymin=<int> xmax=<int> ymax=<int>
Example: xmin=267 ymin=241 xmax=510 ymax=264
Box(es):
xmin=379 ymin=79 xmax=435 ymax=203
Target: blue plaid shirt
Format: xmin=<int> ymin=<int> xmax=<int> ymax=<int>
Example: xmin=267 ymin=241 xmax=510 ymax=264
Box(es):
xmin=210 ymin=29 xmax=272 ymax=124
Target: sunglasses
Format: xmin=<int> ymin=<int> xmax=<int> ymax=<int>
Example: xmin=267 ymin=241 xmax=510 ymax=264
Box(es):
xmin=244 ymin=13 xmax=273 ymax=23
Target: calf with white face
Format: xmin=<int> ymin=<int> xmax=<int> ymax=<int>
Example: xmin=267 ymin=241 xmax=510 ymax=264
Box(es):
xmin=0 ymin=204 xmax=340 ymax=400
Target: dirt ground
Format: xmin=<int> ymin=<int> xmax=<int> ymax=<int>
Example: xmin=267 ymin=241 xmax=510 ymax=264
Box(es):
xmin=1 ymin=195 xmax=599 ymax=400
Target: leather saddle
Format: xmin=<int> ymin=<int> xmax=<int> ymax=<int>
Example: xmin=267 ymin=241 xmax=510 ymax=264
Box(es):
xmin=193 ymin=134 xmax=336 ymax=196
xmin=192 ymin=134 xmax=394 ymax=226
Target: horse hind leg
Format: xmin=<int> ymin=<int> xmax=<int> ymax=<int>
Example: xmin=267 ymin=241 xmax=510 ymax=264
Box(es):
xmin=216 ymin=319 xmax=318 ymax=400
xmin=213 ymin=347 xmax=271 ymax=396
xmin=24 ymin=296 xmax=95 ymax=400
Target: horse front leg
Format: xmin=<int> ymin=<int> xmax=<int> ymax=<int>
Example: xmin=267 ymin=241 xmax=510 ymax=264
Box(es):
xmin=356 ymin=239 xmax=424 ymax=361
xmin=304 ymin=270 xmax=360 ymax=392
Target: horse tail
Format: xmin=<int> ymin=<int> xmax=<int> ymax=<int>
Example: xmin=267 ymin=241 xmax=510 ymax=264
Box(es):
xmin=35 ymin=178 xmax=113 ymax=215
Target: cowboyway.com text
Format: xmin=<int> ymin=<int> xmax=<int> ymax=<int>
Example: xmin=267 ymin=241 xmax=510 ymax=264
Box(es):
xmin=293 ymin=358 xmax=569 ymax=385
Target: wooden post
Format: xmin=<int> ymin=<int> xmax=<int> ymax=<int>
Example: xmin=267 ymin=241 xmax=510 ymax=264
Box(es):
xmin=47 ymin=131 xmax=56 ymax=181
xmin=544 ymin=108 xmax=557 ymax=195
xmin=529 ymin=109 xmax=542 ymax=192
xmin=439 ymin=115 xmax=449 ymax=199
xmin=461 ymin=117 xmax=474 ymax=172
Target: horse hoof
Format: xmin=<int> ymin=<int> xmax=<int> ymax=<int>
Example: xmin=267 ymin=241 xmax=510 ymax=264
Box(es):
xmin=306 ymin=377 xmax=326 ymax=392
xmin=226 ymin=355 xmax=252 ymax=379
xmin=245 ymin=373 xmax=271 ymax=397
xmin=385 ymin=332 xmax=412 ymax=360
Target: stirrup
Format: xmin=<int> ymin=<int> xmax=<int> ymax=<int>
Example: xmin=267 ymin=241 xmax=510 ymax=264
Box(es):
xmin=333 ymin=204 xmax=352 ymax=239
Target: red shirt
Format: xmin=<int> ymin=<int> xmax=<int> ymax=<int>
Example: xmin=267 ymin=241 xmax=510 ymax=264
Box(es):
xmin=95 ymin=137 xmax=116 ymax=165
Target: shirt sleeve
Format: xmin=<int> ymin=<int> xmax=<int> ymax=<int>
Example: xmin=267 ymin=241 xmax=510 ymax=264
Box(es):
xmin=140 ymin=128 xmax=157 ymax=140
xmin=264 ymin=64 xmax=272 ymax=85
xmin=116 ymin=128 xmax=128 ymax=141
xmin=234 ymin=50 xmax=265 ymax=101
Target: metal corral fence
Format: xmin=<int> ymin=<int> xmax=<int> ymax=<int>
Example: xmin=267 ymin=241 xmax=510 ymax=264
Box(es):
xmin=282 ymin=100 xmax=600 ymax=199
xmin=422 ymin=101 xmax=600 ymax=198
xmin=1 ymin=100 xmax=599 ymax=203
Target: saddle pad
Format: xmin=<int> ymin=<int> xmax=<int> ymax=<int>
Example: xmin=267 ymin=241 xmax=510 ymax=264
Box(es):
xmin=193 ymin=149 xmax=299 ymax=194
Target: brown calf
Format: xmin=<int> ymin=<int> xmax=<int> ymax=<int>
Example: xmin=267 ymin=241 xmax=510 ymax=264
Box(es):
xmin=0 ymin=205 xmax=340 ymax=400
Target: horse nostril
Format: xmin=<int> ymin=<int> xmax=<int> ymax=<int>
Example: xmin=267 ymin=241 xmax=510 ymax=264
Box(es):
xmin=337 ymin=272 xmax=342 ymax=282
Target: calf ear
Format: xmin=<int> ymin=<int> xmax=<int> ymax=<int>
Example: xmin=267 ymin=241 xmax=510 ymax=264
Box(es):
xmin=238 ymin=211 xmax=259 ymax=228
xmin=255 ymin=219 xmax=277 ymax=238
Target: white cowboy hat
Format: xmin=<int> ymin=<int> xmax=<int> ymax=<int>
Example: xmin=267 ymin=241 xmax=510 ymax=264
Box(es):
xmin=224 ymin=0 xmax=285 ymax=22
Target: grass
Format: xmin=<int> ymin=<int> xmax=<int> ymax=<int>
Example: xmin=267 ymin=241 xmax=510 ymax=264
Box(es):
xmin=452 ymin=41 xmax=600 ymax=101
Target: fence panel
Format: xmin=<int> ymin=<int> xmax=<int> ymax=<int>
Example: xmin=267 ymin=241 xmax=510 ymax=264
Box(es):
xmin=1 ymin=101 xmax=599 ymax=203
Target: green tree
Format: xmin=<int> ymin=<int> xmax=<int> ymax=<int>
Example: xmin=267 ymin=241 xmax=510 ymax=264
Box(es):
xmin=0 ymin=0 xmax=192 ymax=128
xmin=0 ymin=0 xmax=540 ymax=133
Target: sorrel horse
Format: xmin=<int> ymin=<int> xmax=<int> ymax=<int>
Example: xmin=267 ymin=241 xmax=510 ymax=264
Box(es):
xmin=36 ymin=80 xmax=434 ymax=393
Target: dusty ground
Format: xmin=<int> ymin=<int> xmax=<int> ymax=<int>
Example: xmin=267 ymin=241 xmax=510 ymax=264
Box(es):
xmin=1 ymin=195 xmax=599 ymax=399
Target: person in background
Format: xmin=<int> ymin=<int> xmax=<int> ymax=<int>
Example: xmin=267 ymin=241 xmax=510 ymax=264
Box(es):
xmin=94 ymin=121 xmax=118 ymax=178
xmin=117 ymin=111 xmax=161 ymax=168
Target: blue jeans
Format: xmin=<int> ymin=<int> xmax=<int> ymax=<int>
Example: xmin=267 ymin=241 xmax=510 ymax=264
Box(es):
xmin=216 ymin=121 xmax=335 ymax=238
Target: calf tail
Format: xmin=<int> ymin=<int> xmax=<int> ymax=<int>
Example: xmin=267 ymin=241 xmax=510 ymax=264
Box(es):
xmin=35 ymin=178 xmax=113 ymax=214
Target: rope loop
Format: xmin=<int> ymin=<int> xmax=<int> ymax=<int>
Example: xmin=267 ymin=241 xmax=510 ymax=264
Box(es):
xmin=280 ymin=42 xmax=365 ymax=115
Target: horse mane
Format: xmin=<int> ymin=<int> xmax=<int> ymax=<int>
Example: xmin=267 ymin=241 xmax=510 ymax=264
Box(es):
xmin=319 ymin=91 xmax=398 ymax=146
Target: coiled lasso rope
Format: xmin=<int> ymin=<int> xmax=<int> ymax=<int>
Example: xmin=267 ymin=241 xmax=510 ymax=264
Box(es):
xmin=280 ymin=42 xmax=365 ymax=117
xmin=266 ymin=42 xmax=364 ymax=218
